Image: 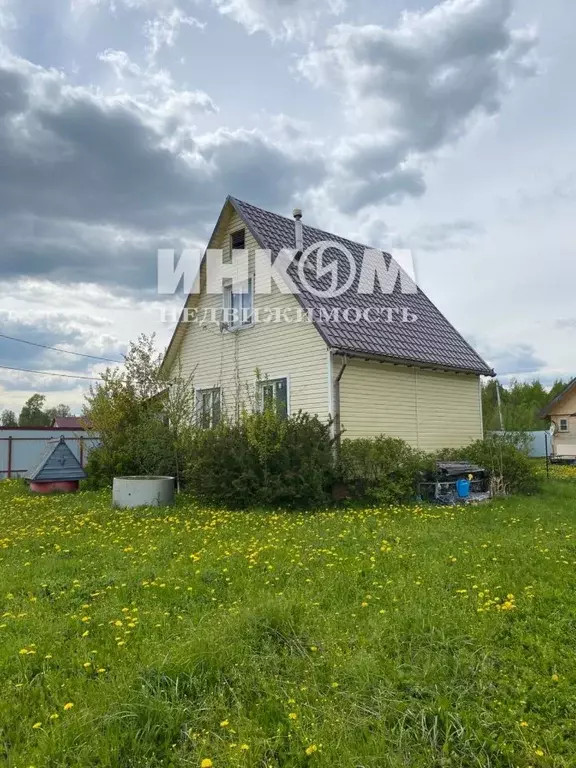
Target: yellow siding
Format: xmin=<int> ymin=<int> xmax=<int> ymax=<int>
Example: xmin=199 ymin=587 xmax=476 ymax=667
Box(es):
xmin=169 ymin=206 xmax=330 ymax=420
xmin=549 ymin=388 xmax=576 ymax=456
xmin=339 ymin=358 xmax=483 ymax=451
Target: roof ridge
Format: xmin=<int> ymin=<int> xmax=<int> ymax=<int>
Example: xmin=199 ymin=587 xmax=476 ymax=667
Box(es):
xmin=229 ymin=196 xmax=382 ymax=255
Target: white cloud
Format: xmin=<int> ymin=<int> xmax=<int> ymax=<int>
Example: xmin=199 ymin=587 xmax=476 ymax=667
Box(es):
xmin=98 ymin=48 xmax=217 ymax=144
xmin=144 ymin=7 xmax=205 ymax=61
xmin=0 ymin=5 xmax=16 ymax=30
xmin=210 ymin=0 xmax=345 ymax=40
xmin=300 ymin=0 xmax=538 ymax=212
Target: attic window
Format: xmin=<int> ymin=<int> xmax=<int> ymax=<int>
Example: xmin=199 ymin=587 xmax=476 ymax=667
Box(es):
xmin=560 ymin=418 xmax=569 ymax=432
xmin=224 ymin=229 xmax=245 ymax=264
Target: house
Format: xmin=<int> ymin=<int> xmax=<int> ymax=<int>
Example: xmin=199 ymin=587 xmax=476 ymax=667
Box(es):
xmin=161 ymin=197 xmax=494 ymax=452
xmin=50 ymin=416 xmax=88 ymax=430
xmin=539 ymin=379 xmax=576 ymax=458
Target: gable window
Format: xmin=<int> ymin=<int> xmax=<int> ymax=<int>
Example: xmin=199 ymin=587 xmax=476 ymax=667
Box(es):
xmin=197 ymin=388 xmax=221 ymax=429
xmin=260 ymin=377 xmax=289 ymax=419
xmin=224 ymin=229 xmax=245 ymax=264
xmin=223 ymin=277 xmax=253 ymax=328
xmin=559 ymin=418 xmax=569 ymax=432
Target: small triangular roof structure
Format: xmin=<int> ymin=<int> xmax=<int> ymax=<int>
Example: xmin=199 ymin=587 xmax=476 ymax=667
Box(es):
xmin=26 ymin=436 xmax=87 ymax=482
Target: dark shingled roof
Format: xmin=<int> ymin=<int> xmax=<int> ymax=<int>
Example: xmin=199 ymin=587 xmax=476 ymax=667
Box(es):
xmin=50 ymin=416 xmax=89 ymax=430
xmin=230 ymin=197 xmax=494 ymax=376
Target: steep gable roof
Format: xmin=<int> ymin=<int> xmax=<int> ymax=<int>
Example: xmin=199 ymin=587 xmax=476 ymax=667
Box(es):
xmin=163 ymin=196 xmax=494 ymax=377
xmin=230 ymin=197 xmax=493 ymax=376
xmin=539 ymin=378 xmax=576 ymax=418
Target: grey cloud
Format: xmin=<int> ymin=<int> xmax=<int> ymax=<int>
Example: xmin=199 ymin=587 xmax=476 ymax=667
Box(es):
xmin=0 ymin=48 xmax=324 ymax=289
xmin=482 ymin=343 xmax=546 ymax=376
xmin=0 ymin=373 xmax=89 ymax=394
xmin=301 ymin=0 xmax=538 ymax=211
xmin=556 ymin=318 xmax=576 ymax=330
xmin=409 ymin=220 xmax=484 ymax=252
xmin=0 ymin=310 xmax=124 ymax=374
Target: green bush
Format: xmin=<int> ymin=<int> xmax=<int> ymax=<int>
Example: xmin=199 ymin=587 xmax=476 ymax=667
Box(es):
xmin=338 ymin=436 xmax=434 ymax=505
xmin=437 ymin=435 xmax=541 ymax=495
xmin=183 ymin=411 xmax=334 ymax=509
xmin=84 ymin=416 xmax=178 ymax=490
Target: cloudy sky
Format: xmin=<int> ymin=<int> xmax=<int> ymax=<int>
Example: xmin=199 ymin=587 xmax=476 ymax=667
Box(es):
xmin=0 ymin=0 xmax=574 ymax=414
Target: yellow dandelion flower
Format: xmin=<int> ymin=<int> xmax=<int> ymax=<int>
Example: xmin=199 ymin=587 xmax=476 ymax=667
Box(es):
xmin=63 ymin=702 xmax=74 ymax=711
xmin=305 ymin=744 xmax=318 ymax=756
xmin=288 ymin=712 xmax=297 ymax=720
xmin=535 ymin=749 xmax=544 ymax=757
xmin=200 ymin=760 xmax=213 ymax=768
xmin=32 ymin=722 xmax=42 ymax=729
xmin=240 ymin=744 xmax=249 ymax=751
xmin=551 ymin=673 xmax=559 ymax=682
xmin=519 ymin=721 xmax=528 ymax=727
xmin=50 ymin=713 xmax=59 ymax=720
xmin=220 ymin=719 xmax=229 ymax=727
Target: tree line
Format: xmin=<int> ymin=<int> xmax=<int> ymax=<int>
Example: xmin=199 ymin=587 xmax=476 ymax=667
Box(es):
xmin=0 ymin=394 xmax=72 ymax=428
xmin=482 ymin=378 xmax=570 ymax=432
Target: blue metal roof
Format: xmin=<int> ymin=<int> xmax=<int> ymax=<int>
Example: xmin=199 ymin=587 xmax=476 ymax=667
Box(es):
xmin=26 ymin=436 xmax=87 ymax=482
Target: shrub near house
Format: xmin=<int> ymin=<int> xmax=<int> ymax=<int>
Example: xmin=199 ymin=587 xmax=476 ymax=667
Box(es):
xmin=184 ymin=410 xmax=335 ymax=509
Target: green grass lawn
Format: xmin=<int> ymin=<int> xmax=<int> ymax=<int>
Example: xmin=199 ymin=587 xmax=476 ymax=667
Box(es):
xmin=2 ymin=478 xmax=576 ymax=767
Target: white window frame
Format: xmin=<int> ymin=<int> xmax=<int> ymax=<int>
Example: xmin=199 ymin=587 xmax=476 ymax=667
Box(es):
xmin=223 ymin=276 xmax=254 ymax=330
xmin=196 ymin=387 xmax=221 ymax=429
xmin=258 ymin=376 xmax=290 ymax=419
xmin=559 ymin=418 xmax=569 ymax=432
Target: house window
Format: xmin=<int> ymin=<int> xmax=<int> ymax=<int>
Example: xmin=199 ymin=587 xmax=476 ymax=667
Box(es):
xmin=260 ymin=377 xmax=289 ymax=419
xmin=197 ymin=388 xmax=221 ymax=428
xmin=224 ymin=229 xmax=245 ymax=264
xmin=559 ymin=418 xmax=569 ymax=432
xmin=223 ymin=277 xmax=253 ymax=328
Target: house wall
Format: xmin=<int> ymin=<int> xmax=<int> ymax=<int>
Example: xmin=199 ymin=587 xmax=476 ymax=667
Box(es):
xmin=168 ymin=207 xmax=330 ymax=420
xmin=549 ymin=388 xmax=576 ymax=456
xmin=337 ymin=358 xmax=483 ymax=451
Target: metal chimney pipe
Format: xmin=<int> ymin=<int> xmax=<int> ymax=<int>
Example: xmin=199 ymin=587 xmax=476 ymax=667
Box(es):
xmin=293 ymin=208 xmax=303 ymax=253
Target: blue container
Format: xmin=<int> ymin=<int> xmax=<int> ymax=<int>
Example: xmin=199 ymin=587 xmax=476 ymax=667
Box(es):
xmin=456 ymin=479 xmax=471 ymax=498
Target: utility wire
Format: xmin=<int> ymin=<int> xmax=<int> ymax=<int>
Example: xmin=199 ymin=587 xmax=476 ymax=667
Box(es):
xmin=0 ymin=364 xmax=101 ymax=381
xmin=0 ymin=332 xmax=123 ymax=364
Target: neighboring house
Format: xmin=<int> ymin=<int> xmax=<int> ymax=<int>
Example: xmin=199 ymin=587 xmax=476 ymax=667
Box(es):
xmin=539 ymin=379 xmax=576 ymax=457
xmin=161 ymin=197 xmax=494 ymax=452
xmin=50 ymin=416 xmax=89 ymax=430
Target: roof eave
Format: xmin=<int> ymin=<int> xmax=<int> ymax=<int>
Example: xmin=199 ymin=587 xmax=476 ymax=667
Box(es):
xmin=328 ymin=347 xmax=495 ymax=377
xmin=538 ymin=378 xmax=576 ymax=419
